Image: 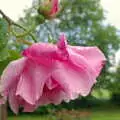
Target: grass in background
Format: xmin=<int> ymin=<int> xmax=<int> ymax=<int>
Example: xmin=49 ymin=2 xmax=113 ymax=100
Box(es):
xmin=91 ymin=108 xmax=120 ymax=120
xmin=8 ymin=108 xmax=120 ymax=120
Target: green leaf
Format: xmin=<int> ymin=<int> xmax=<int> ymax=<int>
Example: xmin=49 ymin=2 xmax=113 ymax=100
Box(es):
xmin=9 ymin=50 xmax=22 ymax=60
xmin=0 ymin=50 xmax=21 ymax=75
xmin=0 ymin=47 xmax=9 ymax=62
xmin=0 ymin=59 xmax=10 ymax=75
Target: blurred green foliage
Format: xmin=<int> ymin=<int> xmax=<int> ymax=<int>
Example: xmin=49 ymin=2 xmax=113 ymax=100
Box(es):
xmin=0 ymin=18 xmax=8 ymax=49
xmin=0 ymin=18 xmax=9 ymax=61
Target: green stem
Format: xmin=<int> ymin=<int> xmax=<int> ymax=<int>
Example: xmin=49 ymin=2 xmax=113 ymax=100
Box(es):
xmin=16 ymin=39 xmax=33 ymax=45
xmin=13 ymin=23 xmax=37 ymax=42
xmin=0 ymin=9 xmax=37 ymax=42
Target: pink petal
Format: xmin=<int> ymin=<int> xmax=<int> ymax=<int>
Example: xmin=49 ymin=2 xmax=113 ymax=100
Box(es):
xmin=52 ymin=61 xmax=94 ymax=98
xmin=16 ymin=59 xmax=52 ymax=105
xmin=57 ymin=34 xmax=67 ymax=50
xmin=45 ymin=77 xmax=59 ymax=90
xmin=22 ymin=43 xmax=57 ymax=66
xmin=38 ymin=81 xmax=66 ymax=105
xmin=69 ymin=46 xmax=106 ymax=77
xmin=8 ymin=87 xmax=19 ymax=114
xmin=0 ymin=58 xmax=27 ymax=95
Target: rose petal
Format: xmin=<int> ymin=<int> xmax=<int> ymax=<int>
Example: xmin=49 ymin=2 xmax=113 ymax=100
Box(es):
xmin=16 ymin=59 xmax=52 ymax=105
xmin=22 ymin=43 xmax=56 ymax=66
xmin=69 ymin=46 xmax=106 ymax=76
xmin=1 ymin=58 xmax=27 ymax=95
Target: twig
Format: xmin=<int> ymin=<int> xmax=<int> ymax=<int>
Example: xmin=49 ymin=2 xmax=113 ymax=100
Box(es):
xmin=13 ymin=23 xmax=37 ymax=42
xmin=0 ymin=9 xmax=13 ymax=25
xmin=0 ymin=9 xmax=37 ymax=42
xmin=16 ymin=39 xmax=33 ymax=46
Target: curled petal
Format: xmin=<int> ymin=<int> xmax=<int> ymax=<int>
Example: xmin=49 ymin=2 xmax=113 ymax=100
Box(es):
xmin=0 ymin=58 xmax=27 ymax=95
xmin=52 ymin=61 xmax=95 ymax=98
xmin=69 ymin=46 xmax=106 ymax=77
xmin=8 ymin=87 xmax=19 ymax=114
xmin=57 ymin=34 xmax=67 ymax=50
xmin=16 ymin=59 xmax=52 ymax=105
xmin=38 ymin=82 xmax=66 ymax=105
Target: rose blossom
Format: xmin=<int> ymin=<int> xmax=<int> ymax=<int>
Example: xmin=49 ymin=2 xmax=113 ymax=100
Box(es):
xmin=0 ymin=34 xmax=106 ymax=113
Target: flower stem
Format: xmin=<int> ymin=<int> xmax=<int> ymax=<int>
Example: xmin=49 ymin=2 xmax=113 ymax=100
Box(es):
xmin=0 ymin=9 xmax=37 ymax=42
xmin=16 ymin=39 xmax=33 ymax=46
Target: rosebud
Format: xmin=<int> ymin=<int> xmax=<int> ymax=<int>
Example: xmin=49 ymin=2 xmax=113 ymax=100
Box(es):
xmin=38 ymin=0 xmax=60 ymax=19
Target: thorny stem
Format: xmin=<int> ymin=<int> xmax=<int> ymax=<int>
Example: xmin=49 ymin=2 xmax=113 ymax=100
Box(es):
xmin=16 ymin=39 xmax=33 ymax=46
xmin=0 ymin=9 xmax=37 ymax=42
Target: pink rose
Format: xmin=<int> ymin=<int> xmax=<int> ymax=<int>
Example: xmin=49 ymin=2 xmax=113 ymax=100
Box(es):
xmin=0 ymin=34 xmax=106 ymax=114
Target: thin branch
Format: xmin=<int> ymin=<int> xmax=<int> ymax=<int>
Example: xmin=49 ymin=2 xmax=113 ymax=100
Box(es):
xmin=0 ymin=9 xmax=37 ymax=42
xmin=13 ymin=23 xmax=37 ymax=42
xmin=16 ymin=39 xmax=33 ymax=46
